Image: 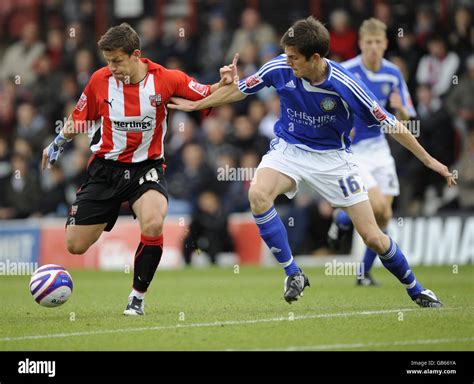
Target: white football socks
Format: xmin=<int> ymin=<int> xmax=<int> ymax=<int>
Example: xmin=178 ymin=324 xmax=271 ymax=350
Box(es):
xmin=131 ymin=289 xmax=145 ymax=300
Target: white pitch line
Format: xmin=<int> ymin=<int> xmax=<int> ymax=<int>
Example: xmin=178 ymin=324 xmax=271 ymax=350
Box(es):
xmin=0 ymin=307 xmax=455 ymax=342
xmin=233 ymin=337 xmax=474 ymax=351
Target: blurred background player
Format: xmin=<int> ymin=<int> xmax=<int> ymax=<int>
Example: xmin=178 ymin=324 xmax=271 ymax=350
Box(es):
xmin=41 ymin=23 xmax=236 ymax=316
xmin=169 ymin=16 xmax=455 ymax=307
xmin=327 ymin=18 xmax=417 ymax=286
xmin=182 ymin=190 xmax=234 ymax=266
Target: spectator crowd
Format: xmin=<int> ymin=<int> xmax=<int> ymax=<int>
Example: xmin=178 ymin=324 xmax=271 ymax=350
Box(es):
xmin=0 ymin=0 xmax=473 ymax=257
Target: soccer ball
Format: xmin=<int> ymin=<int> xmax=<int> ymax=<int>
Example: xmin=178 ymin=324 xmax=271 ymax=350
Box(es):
xmin=29 ymin=264 xmax=73 ymax=307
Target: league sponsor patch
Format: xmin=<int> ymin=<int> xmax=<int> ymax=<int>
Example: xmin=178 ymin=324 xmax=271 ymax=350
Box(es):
xmin=371 ymin=102 xmax=387 ymax=121
xmin=188 ymin=80 xmax=209 ymax=97
xmin=245 ymin=75 xmax=263 ymax=88
xmin=75 ymin=93 xmax=87 ymax=112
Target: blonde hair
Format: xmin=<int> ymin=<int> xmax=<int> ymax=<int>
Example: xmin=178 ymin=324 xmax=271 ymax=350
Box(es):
xmin=359 ymin=18 xmax=387 ymax=38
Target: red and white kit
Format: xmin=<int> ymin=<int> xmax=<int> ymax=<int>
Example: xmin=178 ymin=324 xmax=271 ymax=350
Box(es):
xmin=72 ymin=58 xmax=210 ymax=163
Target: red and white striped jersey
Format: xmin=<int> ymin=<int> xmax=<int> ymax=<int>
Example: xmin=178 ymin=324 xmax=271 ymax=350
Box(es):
xmin=72 ymin=58 xmax=210 ymax=163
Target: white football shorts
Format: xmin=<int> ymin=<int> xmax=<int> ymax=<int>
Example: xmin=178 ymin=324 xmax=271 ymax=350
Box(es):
xmin=351 ymin=136 xmax=400 ymax=196
xmin=257 ymin=138 xmax=369 ymax=207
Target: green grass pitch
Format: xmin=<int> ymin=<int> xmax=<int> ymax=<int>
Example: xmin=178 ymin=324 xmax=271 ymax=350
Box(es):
xmin=1 ymin=265 xmax=473 ymax=351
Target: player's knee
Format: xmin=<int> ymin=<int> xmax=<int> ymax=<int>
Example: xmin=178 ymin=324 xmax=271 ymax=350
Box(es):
xmin=371 ymin=199 xmax=383 ymax=218
xmin=66 ymin=238 xmax=90 ymax=255
xmin=360 ymin=231 xmax=386 ymax=254
xmin=141 ymin=220 xmax=163 ymax=237
xmin=382 ymin=205 xmax=393 ymax=227
xmin=374 ymin=202 xmax=392 ymax=228
xmin=248 ymin=187 xmax=272 ymax=214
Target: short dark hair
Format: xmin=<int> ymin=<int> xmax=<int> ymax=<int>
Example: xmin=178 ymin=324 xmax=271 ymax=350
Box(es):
xmin=98 ymin=22 xmax=140 ymax=55
xmin=280 ymin=16 xmax=330 ymax=59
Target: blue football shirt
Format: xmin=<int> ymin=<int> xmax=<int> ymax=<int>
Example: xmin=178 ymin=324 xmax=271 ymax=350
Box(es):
xmin=238 ymin=54 xmax=397 ymax=152
xmin=341 ymin=55 xmax=416 ymax=144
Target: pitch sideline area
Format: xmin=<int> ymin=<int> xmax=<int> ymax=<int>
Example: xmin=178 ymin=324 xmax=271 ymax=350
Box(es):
xmin=1 ymin=265 xmax=473 ymax=351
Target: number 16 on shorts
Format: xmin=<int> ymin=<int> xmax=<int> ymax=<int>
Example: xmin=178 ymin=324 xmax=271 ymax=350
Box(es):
xmin=338 ymin=175 xmax=365 ymax=197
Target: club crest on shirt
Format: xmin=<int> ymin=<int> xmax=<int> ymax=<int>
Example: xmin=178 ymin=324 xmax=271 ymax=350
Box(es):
xmin=381 ymin=83 xmax=391 ymax=96
xmin=149 ymin=94 xmax=162 ymax=107
xmin=320 ymin=97 xmax=337 ymax=112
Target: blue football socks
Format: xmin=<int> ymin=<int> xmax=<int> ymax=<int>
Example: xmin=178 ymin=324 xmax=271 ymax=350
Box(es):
xmin=253 ymin=206 xmax=300 ymax=276
xmin=360 ymin=247 xmax=377 ymax=277
xmin=335 ymin=210 xmax=352 ymax=230
xmin=379 ymin=237 xmax=423 ymax=298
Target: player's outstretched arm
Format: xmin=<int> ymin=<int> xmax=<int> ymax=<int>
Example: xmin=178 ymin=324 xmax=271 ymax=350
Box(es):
xmin=168 ymin=81 xmax=247 ymax=112
xmin=169 ymin=53 xmax=245 ymax=111
xmin=41 ymin=116 xmax=77 ymax=170
xmin=388 ymin=120 xmax=457 ymax=187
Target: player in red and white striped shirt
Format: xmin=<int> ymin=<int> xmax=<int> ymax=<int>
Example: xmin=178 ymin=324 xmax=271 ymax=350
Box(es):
xmin=41 ymin=23 xmax=237 ymax=315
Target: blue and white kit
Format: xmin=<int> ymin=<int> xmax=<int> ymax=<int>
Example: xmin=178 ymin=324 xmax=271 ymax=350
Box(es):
xmin=238 ymin=54 xmax=398 ymax=206
xmin=341 ymin=55 xmax=416 ymax=195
